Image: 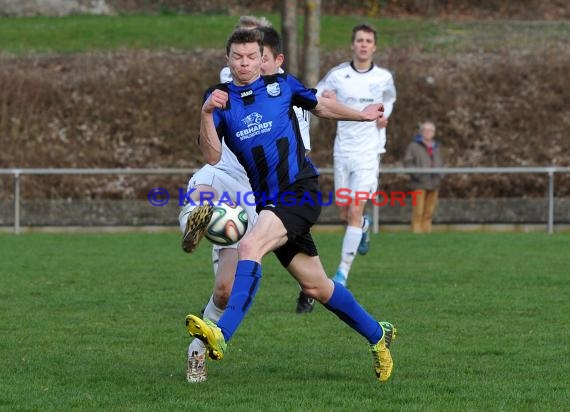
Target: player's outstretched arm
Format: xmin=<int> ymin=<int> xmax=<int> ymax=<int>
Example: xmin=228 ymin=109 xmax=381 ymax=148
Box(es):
xmin=311 ymin=96 xmax=384 ymax=122
xmin=199 ymin=89 xmax=227 ymax=165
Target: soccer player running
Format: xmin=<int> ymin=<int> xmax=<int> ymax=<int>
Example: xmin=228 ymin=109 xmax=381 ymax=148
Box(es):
xmin=181 ymin=25 xmax=315 ymax=383
xmin=315 ymin=24 xmax=397 ymax=287
xmin=185 ymin=28 xmax=397 ymax=382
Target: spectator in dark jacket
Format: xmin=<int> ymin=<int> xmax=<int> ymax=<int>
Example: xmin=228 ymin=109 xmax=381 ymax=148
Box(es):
xmin=404 ymin=121 xmax=444 ymax=233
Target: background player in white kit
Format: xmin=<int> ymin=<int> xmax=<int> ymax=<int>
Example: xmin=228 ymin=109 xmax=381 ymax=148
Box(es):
xmin=316 ymin=23 xmax=396 ymax=286
xmin=179 ymin=22 xmax=314 ymax=383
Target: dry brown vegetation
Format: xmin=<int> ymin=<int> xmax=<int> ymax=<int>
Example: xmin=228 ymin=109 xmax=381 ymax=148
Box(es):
xmin=1 ymin=40 xmax=569 ymax=199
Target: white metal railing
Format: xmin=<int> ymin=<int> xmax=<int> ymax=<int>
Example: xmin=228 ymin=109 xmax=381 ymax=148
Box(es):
xmin=1 ymin=166 xmax=570 ymax=234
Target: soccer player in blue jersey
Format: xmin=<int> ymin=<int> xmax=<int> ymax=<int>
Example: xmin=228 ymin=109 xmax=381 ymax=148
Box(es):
xmin=185 ymin=28 xmax=397 ymax=382
xmin=183 ymin=24 xmax=315 ymax=383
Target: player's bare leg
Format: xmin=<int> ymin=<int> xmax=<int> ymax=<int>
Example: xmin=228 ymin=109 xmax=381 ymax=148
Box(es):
xmin=187 ymin=248 xmax=237 ymax=381
xmin=287 ymin=253 xmax=396 ymax=382
xmin=186 ymin=211 xmax=288 ymax=359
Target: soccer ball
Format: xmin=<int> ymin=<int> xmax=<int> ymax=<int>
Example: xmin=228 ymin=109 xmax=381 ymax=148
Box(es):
xmin=205 ymin=203 xmax=248 ymax=246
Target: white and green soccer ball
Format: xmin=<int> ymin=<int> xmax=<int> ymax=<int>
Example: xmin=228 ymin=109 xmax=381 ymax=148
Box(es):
xmin=205 ymin=202 xmax=248 ymax=246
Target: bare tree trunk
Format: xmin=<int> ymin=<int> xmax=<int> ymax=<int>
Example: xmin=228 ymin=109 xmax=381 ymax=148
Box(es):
xmin=302 ymin=0 xmax=321 ymax=134
xmin=281 ymin=0 xmax=299 ymax=76
xmin=302 ymin=0 xmax=321 ymax=87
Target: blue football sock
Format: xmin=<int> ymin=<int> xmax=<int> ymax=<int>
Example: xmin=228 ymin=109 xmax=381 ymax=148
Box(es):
xmin=217 ymin=260 xmax=262 ymax=342
xmin=324 ymin=281 xmax=382 ymax=344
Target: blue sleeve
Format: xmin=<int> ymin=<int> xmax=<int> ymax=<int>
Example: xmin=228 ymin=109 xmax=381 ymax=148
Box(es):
xmin=286 ymin=74 xmax=318 ymax=110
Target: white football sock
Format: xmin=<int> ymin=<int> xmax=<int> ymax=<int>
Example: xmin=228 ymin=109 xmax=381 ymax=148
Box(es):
xmin=188 ymin=337 xmax=206 ymax=356
xmin=203 ymin=295 xmax=224 ymax=323
xmin=211 ymin=247 xmax=220 ymax=276
xmin=337 ymin=225 xmax=362 ymax=277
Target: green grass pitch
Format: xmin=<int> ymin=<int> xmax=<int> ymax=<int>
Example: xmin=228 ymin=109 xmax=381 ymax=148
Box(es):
xmin=0 ymin=232 xmax=568 ymax=411
xmin=1 ymin=15 xmax=568 ymax=55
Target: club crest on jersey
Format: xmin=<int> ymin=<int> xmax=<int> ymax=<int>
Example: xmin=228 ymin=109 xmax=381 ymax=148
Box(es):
xmin=241 ymin=112 xmax=262 ymax=128
xmin=266 ymin=82 xmax=281 ymax=97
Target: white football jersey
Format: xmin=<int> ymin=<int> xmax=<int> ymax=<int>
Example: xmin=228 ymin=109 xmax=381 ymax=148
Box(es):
xmin=213 ymin=139 xmax=250 ymax=186
xmin=219 ymin=66 xmax=232 ymax=84
xmin=316 ymin=62 xmax=396 ymax=155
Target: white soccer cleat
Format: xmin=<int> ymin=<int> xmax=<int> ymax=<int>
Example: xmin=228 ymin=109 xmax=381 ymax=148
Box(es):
xmin=186 ymin=350 xmax=207 ymax=383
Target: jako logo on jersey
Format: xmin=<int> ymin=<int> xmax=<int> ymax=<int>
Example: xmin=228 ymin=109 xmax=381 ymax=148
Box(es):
xmin=237 ymin=112 xmax=273 ymax=140
xmin=240 ymin=89 xmax=253 ymax=98
xmin=266 ymin=82 xmax=281 ymax=96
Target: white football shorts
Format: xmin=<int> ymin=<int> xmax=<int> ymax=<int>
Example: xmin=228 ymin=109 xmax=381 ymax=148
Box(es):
xmin=179 ymin=164 xmax=257 ymax=250
xmin=334 ymin=153 xmax=381 ymax=204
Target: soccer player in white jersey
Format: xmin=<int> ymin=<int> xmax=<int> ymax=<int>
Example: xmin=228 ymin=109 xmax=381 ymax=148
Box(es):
xmin=315 ymin=23 xmax=396 ymax=287
xmin=181 ymin=24 xmax=315 ymax=383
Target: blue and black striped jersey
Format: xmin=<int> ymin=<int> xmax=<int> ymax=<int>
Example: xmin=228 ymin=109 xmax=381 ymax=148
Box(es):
xmin=206 ymin=73 xmax=319 ymax=200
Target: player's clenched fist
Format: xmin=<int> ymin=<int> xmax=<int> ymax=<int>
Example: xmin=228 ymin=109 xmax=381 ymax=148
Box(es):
xmin=202 ymin=89 xmax=229 ymax=113
xmin=360 ymin=103 xmax=384 ymax=122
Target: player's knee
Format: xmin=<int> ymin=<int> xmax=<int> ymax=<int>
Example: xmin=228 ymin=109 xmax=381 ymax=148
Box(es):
xmin=300 ymin=285 xmax=319 ymax=300
xmin=303 ymin=288 xmax=330 ymax=303
xmin=214 ymin=284 xmax=231 ymax=308
xmin=300 ymin=282 xmax=330 ymax=303
xmin=237 ymin=236 xmax=260 ymax=260
xmin=347 ymin=206 xmax=363 ymax=226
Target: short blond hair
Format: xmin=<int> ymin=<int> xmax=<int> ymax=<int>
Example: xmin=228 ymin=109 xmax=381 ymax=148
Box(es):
xmin=235 ymin=15 xmax=272 ymax=30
